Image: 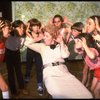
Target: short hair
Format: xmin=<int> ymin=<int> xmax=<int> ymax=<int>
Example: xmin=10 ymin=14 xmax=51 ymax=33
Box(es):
xmin=28 ymin=18 xmax=41 ymax=28
xmin=12 ymin=20 xmax=24 ymax=28
xmin=71 ymin=22 xmax=84 ymax=33
xmin=43 ymin=24 xmax=59 ymax=40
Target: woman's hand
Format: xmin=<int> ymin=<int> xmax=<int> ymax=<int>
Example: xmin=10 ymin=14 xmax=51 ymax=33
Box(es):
xmin=55 ymin=34 xmax=64 ymax=44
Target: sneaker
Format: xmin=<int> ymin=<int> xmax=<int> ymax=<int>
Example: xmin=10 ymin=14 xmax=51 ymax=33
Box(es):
xmin=24 ymin=76 xmax=30 ymax=83
xmin=37 ymin=86 xmax=43 ymax=96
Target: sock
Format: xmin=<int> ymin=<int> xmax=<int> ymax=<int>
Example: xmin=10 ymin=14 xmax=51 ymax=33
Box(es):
xmin=2 ymin=91 xmax=10 ymax=99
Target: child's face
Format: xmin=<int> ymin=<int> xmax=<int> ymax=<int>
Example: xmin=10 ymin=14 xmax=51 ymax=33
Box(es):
xmin=86 ymin=18 xmax=96 ymax=34
xmin=71 ymin=29 xmax=81 ymax=38
xmin=2 ymin=26 xmax=11 ymax=38
xmin=31 ymin=25 xmax=40 ymax=33
xmin=53 ymin=17 xmax=62 ymax=28
xmin=17 ymin=24 xmax=24 ymax=36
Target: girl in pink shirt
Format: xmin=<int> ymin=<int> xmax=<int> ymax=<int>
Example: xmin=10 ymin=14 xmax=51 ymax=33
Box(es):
xmin=74 ymin=33 xmax=100 ymax=98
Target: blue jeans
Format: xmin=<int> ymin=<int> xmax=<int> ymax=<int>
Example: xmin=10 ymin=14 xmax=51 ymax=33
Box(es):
xmin=25 ymin=48 xmax=43 ymax=86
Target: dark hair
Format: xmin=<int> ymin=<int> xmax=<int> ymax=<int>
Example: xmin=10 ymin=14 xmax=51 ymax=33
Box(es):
xmin=28 ymin=18 xmax=41 ymax=34
xmin=88 ymin=15 xmax=100 ymax=34
xmin=12 ymin=20 xmax=24 ymax=28
xmin=71 ymin=22 xmax=84 ymax=33
xmin=28 ymin=18 xmax=41 ymax=28
xmin=52 ymin=14 xmax=64 ymax=23
xmin=76 ymin=33 xmax=100 ymax=54
xmin=89 ymin=15 xmax=100 ymax=26
xmin=10 ymin=20 xmax=25 ymax=37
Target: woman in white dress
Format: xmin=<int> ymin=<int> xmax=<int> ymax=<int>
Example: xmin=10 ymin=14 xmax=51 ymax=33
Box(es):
xmin=24 ymin=24 xmax=93 ymax=99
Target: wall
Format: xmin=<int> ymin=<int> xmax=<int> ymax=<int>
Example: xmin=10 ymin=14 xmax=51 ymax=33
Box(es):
xmin=12 ymin=1 xmax=100 ymax=23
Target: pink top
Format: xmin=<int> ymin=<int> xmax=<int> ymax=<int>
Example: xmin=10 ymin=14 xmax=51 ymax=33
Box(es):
xmin=84 ymin=48 xmax=100 ymax=70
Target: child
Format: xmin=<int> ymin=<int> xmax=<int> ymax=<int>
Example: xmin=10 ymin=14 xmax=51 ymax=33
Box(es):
xmin=0 ymin=18 xmax=10 ymax=99
xmin=66 ymin=22 xmax=91 ymax=87
xmin=86 ymin=15 xmax=100 ymax=48
xmin=48 ymin=14 xmax=73 ymax=44
xmin=74 ymin=33 xmax=100 ymax=98
xmin=84 ymin=15 xmax=100 ymax=89
xmin=5 ymin=20 xmax=28 ymax=98
xmin=24 ymin=18 xmax=44 ymax=96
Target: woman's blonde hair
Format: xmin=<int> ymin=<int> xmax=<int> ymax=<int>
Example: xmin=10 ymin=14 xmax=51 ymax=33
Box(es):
xmin=43 ymin=24 xmax=59 ymax=39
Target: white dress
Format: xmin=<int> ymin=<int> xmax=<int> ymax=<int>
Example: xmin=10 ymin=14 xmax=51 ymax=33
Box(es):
xmin=24 ymin=37 xmax=93 ymax=99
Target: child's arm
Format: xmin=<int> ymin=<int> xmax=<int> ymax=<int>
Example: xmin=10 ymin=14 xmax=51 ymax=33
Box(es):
xmin=95 ymin=17 xmax=100 ymax=32
xmin=81 ymin=37 xmax=96 ymax=59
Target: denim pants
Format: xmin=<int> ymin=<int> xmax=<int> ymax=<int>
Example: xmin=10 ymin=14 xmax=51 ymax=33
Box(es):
xmin=25 ymin=48 xmax=43 ymax=86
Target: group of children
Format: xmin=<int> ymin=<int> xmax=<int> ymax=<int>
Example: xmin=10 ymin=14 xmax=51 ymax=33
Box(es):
xmin=0 ymin=14 xmax=100 ymax=99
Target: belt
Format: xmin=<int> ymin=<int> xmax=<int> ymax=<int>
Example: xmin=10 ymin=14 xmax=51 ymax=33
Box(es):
xmin=43 ymin=62 xmax=65 ymax=69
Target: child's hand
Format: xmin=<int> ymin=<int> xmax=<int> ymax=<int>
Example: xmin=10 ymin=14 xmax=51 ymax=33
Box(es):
xmin=80 ymin=37 xmax=87 ymax=47
xmin=26 ymin=22 xmax=30 ymax=33
xmin=63 ymin=16 xmax=73 ymax=26
xmin=0 ymin=20 xmax=5 ymax=29
xmin=63 ymin=16 xmax=69 ymax=24
xmin=2 ymin=27 xmax=10 ymax=38
xmin=95 ymin=17 xmax=100 ymax=32
xmin=48 ymin=17 xmax=53 ymax=25
xmin=25 ymin=22 xmax=34 ymax=40
xmin=82 ymin=23 xmax=88 ymax=33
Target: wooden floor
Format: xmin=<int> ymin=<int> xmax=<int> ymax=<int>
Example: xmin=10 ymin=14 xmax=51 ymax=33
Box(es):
xmin=0 ymin=60 xmax=90 ymax=99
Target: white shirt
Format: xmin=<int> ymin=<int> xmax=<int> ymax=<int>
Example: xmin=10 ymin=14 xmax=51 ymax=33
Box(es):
xmin=24 ymin=36 xmax=70 ymax=65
